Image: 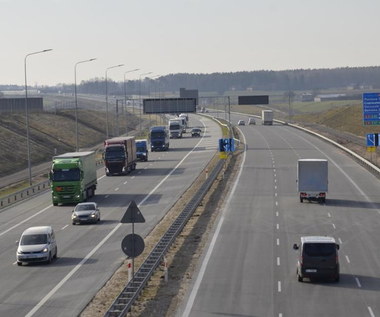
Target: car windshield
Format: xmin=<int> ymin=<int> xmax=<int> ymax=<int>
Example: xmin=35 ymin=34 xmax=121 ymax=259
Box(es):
xmin=75 ymin=204 xmax=95 ymax=211
xmin=151 ymin=131 xmax=165 ymax=138
xmin=21 ymin=234 xmax=47 ymax=245
xmin=136 ymin=145 xmax=146 ymax=152
xmin=52 ymin=168 xmax=80 ymax=181
xmin=304 ymin=243 xmax=336 ymax=257
xmin=105 ymin=147 xmax=125 ymax=159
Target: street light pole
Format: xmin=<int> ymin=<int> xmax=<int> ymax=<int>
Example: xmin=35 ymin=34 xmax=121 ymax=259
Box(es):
xmin=105 ymin=64 xmax=124 ymax=138
xmin=139 ymin=72 xmax=152 ymax=134
xmin=74 ymin=58 xmax=96 ymax=151
xmin=24 ymin=48 xmax=52 ymax=186
xmin=124 ymin=68 xmax=140 ymax=134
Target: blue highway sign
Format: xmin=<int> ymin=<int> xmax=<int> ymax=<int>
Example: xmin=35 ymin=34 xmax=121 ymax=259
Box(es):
xmin=363 ymin=93 xmax=380 ymax=125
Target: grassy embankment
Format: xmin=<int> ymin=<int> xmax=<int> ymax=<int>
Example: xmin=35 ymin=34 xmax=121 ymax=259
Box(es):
xmin=0 ymin=95 xmax=161 ymax=196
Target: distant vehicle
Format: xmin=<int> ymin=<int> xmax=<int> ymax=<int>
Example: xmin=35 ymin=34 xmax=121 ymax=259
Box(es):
xmin=248 ymin=117 xmax=256 ymax=125
xmin=261 ymin=110 xmax=273 ymax=125
xmin=49 ymin=151 xmax=97 ymax=206
xmin=293 ymin=236 xmax=340 ymax=282
xmin=136 ymin=139 xmax=148 ymax=161
xmin=297 ymin=159 xmax=328 ymax=203
xmin=103 ymin=136 xmax=137 ymax=176
xmin=238 ymin=120 xmax=245 ymax=126
xmin=178 ymin=116 xmax=187 ymax=133
xmin=150 ymin=126 xmax=170 ymax=151
xmin=200 ymin=107 xmax=206 ymax=113
xmin=179 ymin=113 xmax=189 ymax=123
xmin=16 ymin=226 xmax=58 ymax=266
xmin=72 ymin=202 xmax=100 ymax=225
xmin=191 ymin=128 xmax=201 ymax=137
xmin=168 ymin=119 xmax=183 ymax=138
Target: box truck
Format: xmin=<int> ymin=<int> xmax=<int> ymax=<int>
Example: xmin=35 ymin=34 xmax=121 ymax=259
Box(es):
xmin=261 ymin=110 xmax=273 ymax=125
xmin=168 ymin=119 xmax=183 ymax=138
xmin=49 ymin=151 xmax=97 ymax=206
xmin=103 ymin=136 xmax=137 ymax=175
xmin=297 ymin=159 xmax=328 ymax=203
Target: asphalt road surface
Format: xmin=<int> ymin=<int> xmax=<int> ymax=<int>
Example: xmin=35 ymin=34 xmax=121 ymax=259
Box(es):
xmin=178 ymin=114 xmax=380 ymax=317
xmin=0 ymin=114 xmax=221 ymax=317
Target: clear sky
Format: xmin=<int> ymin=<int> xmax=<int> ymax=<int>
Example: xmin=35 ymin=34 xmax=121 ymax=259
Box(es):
xmin=1 ymin=0 xmax=380 ymax=86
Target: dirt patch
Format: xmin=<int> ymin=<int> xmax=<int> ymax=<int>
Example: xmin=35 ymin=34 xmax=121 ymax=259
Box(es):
xmin=80 ymin=143 xmax=244 ymax=317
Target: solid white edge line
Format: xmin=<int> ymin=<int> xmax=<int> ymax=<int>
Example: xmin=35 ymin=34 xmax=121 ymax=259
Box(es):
xmin=25 ymin=224 xmax=122 ymax=317
xmin=368 ymin=306 xmax=375 ymax=317
xmin=0 ymin=205 xmax=52 ymax=237
xmin=181 ymin=127 xmax=247 ymax=317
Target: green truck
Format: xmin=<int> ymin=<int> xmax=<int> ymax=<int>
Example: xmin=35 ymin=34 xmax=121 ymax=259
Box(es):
xmin=49 ymin=151 xmax=97 ymax=206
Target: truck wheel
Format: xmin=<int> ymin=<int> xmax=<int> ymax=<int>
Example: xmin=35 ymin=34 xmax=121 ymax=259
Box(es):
xmin=300 ymin=197 xmax=303 ymax=203
xmin=53 ymin=202 xmax=58 ymax=206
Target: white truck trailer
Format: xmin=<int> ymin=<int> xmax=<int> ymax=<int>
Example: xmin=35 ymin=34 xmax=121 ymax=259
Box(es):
xmin=297 ymin=159 xmax=328 ymax=203
xmin=261 ymin=110 xmax=273 ymax=125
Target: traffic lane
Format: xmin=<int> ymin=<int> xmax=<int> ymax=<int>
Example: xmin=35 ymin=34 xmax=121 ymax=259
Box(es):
xmin=265 ymin=125 xmax=380 ymax=316
xmin=181 ymin=128 xmax=278 ymax=317
xmin=5 ymin=115 xmax=220 ymax=314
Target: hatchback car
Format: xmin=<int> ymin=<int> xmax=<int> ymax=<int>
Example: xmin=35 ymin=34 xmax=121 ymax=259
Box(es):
xmin=72 ymin=202 xmax=100 ymax=225
xmin=191 ymin=128 xmax=202 ymax=137
xmin=16 ymin=226 xmax=57 ymax=266
xmin=238 ymin=120 xmax=245 ymax=126
xmin=293 ymin=236 xmax=340 ymax=282
xmin=248 ymin=117 xmax=256 ymax=125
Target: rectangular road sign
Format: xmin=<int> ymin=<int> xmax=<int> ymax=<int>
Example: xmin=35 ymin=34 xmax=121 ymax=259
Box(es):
xmin=363 ymin=93 xmax=380 ymax=125
xmin=238 ymin=95 xmax=269 ymax=105
xmin=143 ymin=98 xmax=196 ymax=114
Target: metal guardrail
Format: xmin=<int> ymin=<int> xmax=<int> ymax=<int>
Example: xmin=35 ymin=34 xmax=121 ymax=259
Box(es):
xmin=104 ymin=159 xmax=225 ymax=317
xmin=0 ymin=160 xmax=104 ymax=210
xmin=0 ymin=180 xmax=50 ymax=209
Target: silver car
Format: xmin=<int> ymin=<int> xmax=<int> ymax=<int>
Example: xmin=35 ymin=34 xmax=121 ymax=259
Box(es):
xmin=16 ymin=226 xmax=58 ymax=266
xmin=72 ymin=202 xmax=101 ymax=225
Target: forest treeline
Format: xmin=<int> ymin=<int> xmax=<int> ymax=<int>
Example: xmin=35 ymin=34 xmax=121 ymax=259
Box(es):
xmin=2 ymin=66 xmax=380 ymax=96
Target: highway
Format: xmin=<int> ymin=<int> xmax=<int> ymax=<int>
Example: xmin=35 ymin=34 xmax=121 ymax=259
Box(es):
xmin=178 ymin=114 xmax=380 ymax=317
xmin=0 ymin=115 xmax=221 ymax=317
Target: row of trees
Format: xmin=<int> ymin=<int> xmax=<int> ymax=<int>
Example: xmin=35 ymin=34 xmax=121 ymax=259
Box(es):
xmin=2 ymin=66 xmax=380 ymax=96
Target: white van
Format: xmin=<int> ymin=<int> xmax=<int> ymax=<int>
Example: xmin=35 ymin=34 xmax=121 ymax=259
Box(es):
xmin=16 ymin=226 xmax=57 ymax=266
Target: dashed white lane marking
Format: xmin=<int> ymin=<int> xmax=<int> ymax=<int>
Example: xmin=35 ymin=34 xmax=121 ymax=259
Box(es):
xmin=276 ymin=211 xmax=279 ymax=217
xmin=368 ymin=306 xmax=375 ymax=317
xmin=115 ymin=188 xmax=119 ymax=191
xmin=338 ymin=238 xmax=343 ymax=244
xmin=274 ymin=179 xmax=277 ymax=183
xmin=277 ymin=238 xmax=280 ymax=246
xmin=275 ymin=201 xmax=279 ymax=207
xmin=131 ymin=176 xmax=136 ymax=179
xmin=61 ymin=225 xmax=69 ymax=230
xmin=275 ymin=185 xmax=277 ymax=190
xmin=327 ymin=212 xmax=332 ymax=218
xmin=105 ymin=195 xmax=109 ymax=199
xmin=144 ymin=167 xmax=148 ymax=169
xmin=277 ymin=257 xmax=280 ymax=266
xmin=345 ymin=255 xmax=351 ymax=263
xmin=149 ymin=163 xmax=153 ymax=166
xmin=332 ymin=223 xmax=336 ymax=229
xmin=279 ymin=314 xmax=283 ymax=317
xmin=276 ymin=224 xmax=279 ymax=230
xmin=124 ymin=181 xmax=128 ymax=185
xmin=355 ymin=277 xmax=362 ymax=288
xmin=278 ymin=281 xmax=281 ymax=292
xmin=275 ymin=193 xmax=278 ymax=197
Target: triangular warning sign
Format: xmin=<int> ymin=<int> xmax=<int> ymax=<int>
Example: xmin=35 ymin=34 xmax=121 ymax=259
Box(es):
xmin=121 ymin=200 xmax=145 ymax=223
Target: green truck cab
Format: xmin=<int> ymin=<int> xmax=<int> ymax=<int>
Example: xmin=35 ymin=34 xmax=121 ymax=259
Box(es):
xmin=49 ymin=151 xmax=97 ymax=206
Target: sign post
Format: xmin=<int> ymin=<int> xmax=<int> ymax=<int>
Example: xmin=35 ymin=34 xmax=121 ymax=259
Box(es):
xmin=120 ymin=200 xmax=146 ymax=290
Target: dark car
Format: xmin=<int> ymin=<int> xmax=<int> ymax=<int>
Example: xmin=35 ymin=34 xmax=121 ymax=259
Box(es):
xmin=293 ymin=236 xmax=340 ymax=282
xmin=191 ymin=128 xmax=202 ymax=137
xmin=72 ymin=202 xmax=100 ymax=225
